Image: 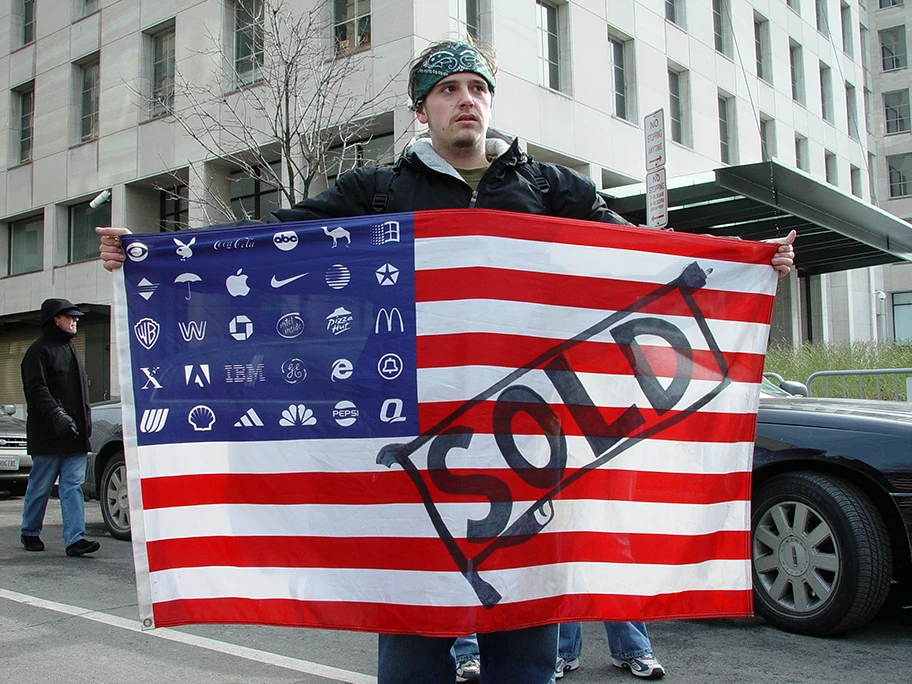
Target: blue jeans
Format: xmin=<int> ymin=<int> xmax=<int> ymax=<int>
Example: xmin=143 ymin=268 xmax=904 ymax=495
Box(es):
xmin=453 ymin=634 xmax=479 ymax=666
xmin=559 ymin=622 xmax=652 ymax=661
xmin=20 ymin=453 xmax=88 ymax=548
xmin=378 ymin=625 xmax=558 ymax=684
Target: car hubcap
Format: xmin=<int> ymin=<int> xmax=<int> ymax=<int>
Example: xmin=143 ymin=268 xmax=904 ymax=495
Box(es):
xmin=105 ymin=464 xmax=130 ymax=532
xmin=753 ymin=501 xmax=839 ymax=613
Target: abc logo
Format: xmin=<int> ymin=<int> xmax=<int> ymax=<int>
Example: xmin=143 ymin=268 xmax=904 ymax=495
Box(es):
xmin=273 ymin=231 xmax=298 ymax=251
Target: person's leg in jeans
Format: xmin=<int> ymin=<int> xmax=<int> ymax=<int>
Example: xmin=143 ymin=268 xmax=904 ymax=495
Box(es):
xmin=556 ymin=622 xmax=582 ymax=677
xmin=477 ymin=624 xmax=558 ymax=683
xmin=452 ymin=634 xmax=480 ymax=681
xmin=57 ymin=453 xmax=88 ymax=548
xmin=378 ymin=633 xmax=456 ymax=684
xmin=20 ymin=455 xmax=61 ymax=540
xmin=604 ymin=622 xmax=665 ymax=679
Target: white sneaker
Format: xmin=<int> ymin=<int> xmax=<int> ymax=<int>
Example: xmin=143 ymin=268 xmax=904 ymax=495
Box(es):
xmin=611 ymin=653 xmax=666 ymax=679
xmin=456 ymin=657 xmax=480 ymax=683
xmin=554 ymin=656 xmax=580 ymax=679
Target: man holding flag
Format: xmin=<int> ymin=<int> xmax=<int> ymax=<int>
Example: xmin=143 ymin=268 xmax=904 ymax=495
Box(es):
xmin=100 ymin=38 xmax=795 ymax=684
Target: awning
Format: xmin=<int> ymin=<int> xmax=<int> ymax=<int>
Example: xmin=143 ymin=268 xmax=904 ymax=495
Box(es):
xmin=601 ymin=161 xmax=912 ymax=277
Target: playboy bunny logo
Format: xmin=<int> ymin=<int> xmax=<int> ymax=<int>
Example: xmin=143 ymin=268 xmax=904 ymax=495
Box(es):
xmin=174 ymin=237 xmax=196 ymax=261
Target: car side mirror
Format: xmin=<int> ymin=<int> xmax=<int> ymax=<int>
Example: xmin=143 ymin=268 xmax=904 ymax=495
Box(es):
xmin=0 ymin=404 xmax=16 ymax=416
xmin=779 ymin=381 xmax=809 ymax=397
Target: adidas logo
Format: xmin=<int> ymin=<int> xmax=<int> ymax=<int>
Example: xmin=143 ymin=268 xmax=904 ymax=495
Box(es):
xmin=234 ymin=408 xmax=264 ymax=427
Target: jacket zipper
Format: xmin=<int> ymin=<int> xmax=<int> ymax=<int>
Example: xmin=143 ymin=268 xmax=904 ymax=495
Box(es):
xmin=468 ymin=190 xmax=479 ymax=208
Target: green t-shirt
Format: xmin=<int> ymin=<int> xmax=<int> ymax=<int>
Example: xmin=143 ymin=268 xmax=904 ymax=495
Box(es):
xmin=455 ymin=167 xmax=489 ymax=191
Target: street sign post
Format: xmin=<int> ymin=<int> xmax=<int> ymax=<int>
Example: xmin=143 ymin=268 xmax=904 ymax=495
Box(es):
xmin=646 ymin=167 xmax=668 ymax=228
xmin=645 ymin=110 xmax=666 ymax=171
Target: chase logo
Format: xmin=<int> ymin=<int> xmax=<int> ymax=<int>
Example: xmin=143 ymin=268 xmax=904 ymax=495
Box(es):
xmin=134 ymin=318 xmax=160 ymax=350
xmin=273 ymin=231 xmax=298 ymax=251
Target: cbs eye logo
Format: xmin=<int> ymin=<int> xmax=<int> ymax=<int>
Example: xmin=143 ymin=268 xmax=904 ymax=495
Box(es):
xmin=125 ymin=242 xmax=149 ymax=262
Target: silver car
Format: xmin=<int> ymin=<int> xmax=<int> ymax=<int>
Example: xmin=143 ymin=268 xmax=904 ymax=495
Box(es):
xmin=0 ymin=405 xmax=30 ymax=495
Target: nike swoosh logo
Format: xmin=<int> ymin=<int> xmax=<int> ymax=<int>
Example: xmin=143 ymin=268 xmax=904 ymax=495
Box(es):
xmin=270 ymin=273 xmax=309 ymax=288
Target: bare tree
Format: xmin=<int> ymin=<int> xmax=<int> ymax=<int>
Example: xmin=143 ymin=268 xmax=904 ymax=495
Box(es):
xmin=153 ymin=0 xmax=404 ymax=220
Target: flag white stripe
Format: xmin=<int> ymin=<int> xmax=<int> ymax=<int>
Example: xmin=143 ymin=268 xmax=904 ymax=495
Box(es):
xmin=147 ymin=560 xmax=752 ymax=606
xmin=416 ymin=366 xmax=762 ymax=413
xmin=135 ymin=439 xmax=754 ymax=478
xmin=142 ymin=500 xmax=750 ymax=542
xmin=416 ymin=302 xmax=771 ymax=353
xmin=415 ymin=235 xmax=776 ymax=295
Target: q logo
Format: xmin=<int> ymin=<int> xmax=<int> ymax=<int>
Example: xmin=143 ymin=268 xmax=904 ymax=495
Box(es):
xmin=331 ymin=358 xmax=354 ymax=382
xmin=380 ymin=398 xmax=406 ymax=424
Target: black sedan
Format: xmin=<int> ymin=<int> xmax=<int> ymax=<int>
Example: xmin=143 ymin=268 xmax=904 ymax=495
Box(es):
xmin=86 ymin=382 xmax=912 ymax=636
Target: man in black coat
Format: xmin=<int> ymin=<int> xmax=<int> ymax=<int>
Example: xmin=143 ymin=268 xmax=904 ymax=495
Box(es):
xmin=20 ymin=298 xmax=100 ymax=557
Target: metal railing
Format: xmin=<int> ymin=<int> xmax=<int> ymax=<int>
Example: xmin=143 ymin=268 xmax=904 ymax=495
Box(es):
xmin=805 ymin=368 xmax=912 ymax=402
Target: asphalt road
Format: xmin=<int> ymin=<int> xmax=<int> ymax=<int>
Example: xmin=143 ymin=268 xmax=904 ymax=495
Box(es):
xmin=1 ymin=491 xmax=910 ymax=684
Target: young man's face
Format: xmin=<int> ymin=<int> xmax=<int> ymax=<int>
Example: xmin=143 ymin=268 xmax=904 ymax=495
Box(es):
xmin=416 ymin=72 xmax=493 ymax=158
xmin=54 ymin=314 xmax=79 ymax=334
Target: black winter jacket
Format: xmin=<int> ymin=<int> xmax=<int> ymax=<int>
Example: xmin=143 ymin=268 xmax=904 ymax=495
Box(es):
xmin=21 ymin=321 xmax=92 ymax=456
xmin=271 ymin=135 xmax=629 ymax=225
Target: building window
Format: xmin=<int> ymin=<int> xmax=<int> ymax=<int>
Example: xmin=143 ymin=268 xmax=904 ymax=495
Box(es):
xmin=22 ymin=0 xmax=35 ymax=45
xmin=825 ymin=150 xmax=838 ymax=185
xmin=69 ymin=199 xmax=111 ymax=263
xmin=880 ymin=26 xmax=908 ymax=70
xmin=8 ymin=216 xmax=43 ymax=276
xmin=795 ymin=134 xmax=809 ymax=171
xmin=787 ymin=0 xmax=799 ymax=11
xmin=608 ymin=35 xmax=633 ymax=121
xmin=450 ymin=0 xmax=481 ymax=39
xmin=325 ymin=133 xmax=395 ymax=183
xmin=850 ymin=165 xmax=862 ymax=197
xmin=665 ymin=0 xmax=683 ymax=25
xmin=713 ymin=0 xmax=731 ymax=56
xmin=840 ymin=3 xmax=853 ymax=56
xmin=760 ymin=116 xmax=776 ymax=161
xmin=846 ymin=83 xmax=859 ymax=140
xmin=869 ymin=152 xmax=877 ymax=198
xmin=860 ymin=26 xmax=869 ymax=70
xmin=894 ymin=292 xmax=912 ymax=342
xmin=718 ymin=95 xmax=733 ymax=164
xmin=888 ymin=153 xmax=912 ymax=197
xmin=334 ymin=0 xmax=371 ymax=55
xmin=536 ymin=0 xmax=561 ymax=90
xmin=879 ymin=0 xmax=904 ymax=7
xmin=820 ymin=62 xmax=833 ymax=122
xmin=816 ymin=0 xmax=828 ymax=32
xmin=78 ymin=57 xmax=100 ymax=142
xmin=160 ymin=185 xmax=189 ymax=232
xmin=755 ymin=16 xmax=771 ymax=82
xmin=149 ymin=25 xmax=175 ymax=118
xmin=17 ymin=86 xmax=34 ymax=164
xmin=885 ymin=89 xmax=911 ymax=133
xmin=83 ymin=0 xmax=98 ymax=15
xmin=231 ymin=162 xmax=282 ymax=220
xmin=790 ymin=42 xmax=804 ymax=103
xmin=668 ymin=68 xmax=689 ymax=145
xmin=865 ymin=86 xmax=874 ymax=132
xmin=235 ymin=0 xmax=264 ymax=83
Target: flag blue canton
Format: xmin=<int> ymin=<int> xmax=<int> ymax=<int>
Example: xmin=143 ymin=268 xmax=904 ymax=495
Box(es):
xmin=121 ymin=214 xmax=417 ymax=446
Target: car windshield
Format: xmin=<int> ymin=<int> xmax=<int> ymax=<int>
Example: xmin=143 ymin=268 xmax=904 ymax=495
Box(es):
xmin=760 ymin=376 xmax=794 ymax=397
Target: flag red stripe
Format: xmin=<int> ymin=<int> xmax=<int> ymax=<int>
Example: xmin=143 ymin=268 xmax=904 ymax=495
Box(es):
xmin=416 ymin=267 xmax=774 ymax=324
xmin=416 ymin=333 xmax=765 ymax=382
xmin=414 ymin=209 xmax=777 ymax=266
xmin=146 ymin=530 xmax=749 ymax=573
xmin=140 ymin=470 xmax=750 ymax=509
xmin=418 ymin=402 xmax=759 ymax=442
xmin=150 ymin=590 xmax=753 ymax=632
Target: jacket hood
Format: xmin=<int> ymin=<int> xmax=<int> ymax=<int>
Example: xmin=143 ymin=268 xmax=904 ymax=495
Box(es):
xmin=41 ymin=298 xmax=81 ymax=326
xmin=401 ymin=129 xmax=525 ymax=182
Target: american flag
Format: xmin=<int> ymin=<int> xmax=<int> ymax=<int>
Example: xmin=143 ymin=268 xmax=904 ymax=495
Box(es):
xmin=114 ymin=209 xmax=778 ymax=633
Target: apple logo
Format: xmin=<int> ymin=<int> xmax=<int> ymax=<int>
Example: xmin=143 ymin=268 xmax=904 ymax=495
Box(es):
xmin=226 ymin=269 xmax=250 ymax=297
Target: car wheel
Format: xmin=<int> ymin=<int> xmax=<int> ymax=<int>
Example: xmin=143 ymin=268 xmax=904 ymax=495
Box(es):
xmin=100 ymin=452 xmax=131 ymax=541
xmin=751 ymin=472 xmax=892 ymax=636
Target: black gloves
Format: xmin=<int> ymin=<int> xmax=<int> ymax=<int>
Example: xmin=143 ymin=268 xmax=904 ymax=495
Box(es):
xmin=50 ymin=407 xmax=79 ymax=439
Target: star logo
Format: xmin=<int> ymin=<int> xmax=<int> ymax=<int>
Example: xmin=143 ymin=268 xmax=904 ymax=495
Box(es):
xmin=375 ymin=263 xmax=399 ymax=286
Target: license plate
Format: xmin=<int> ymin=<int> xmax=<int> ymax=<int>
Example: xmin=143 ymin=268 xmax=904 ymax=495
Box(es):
xmin=0 ymin=455 xmax=19 ymax=470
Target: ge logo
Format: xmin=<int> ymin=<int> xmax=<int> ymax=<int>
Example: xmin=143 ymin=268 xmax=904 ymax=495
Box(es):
xmin=281 ymin=358 xmax=307 ymax=384
xmin=378 ymin=353 xmax=403 ymax=380
xmin=273 ymin=231 xmax=298 ymax=251
xmin=331 ymin=359 xmax=354 ymax=382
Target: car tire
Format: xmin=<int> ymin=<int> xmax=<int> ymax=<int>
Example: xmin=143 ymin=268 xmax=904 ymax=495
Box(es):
xmin=751 ymin=471 xmax=892 ymax=636
xmin=100 ymin=451 xmax=131 ymax=541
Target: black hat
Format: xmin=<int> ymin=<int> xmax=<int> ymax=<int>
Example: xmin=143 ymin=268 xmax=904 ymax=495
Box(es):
xmin=40 ymin=298 xmax=84 ymax=325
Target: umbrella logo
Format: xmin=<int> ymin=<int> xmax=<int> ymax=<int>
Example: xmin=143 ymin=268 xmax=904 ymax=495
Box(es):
xmin=174 ymin=273 xmax=202 ymax=300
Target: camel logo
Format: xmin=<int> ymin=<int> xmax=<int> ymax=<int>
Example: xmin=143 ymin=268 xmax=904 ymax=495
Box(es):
xmin=273 ymin=230 xmax=298 ymax=252
xmin=279 ymin=404 xmax=317 ymax=427
xmin=323 ymin=225 xmax=351 ymax=248
xmin=326 ymin=307 xmax=353 ymax=335
xmin=134 ymin=318 xmax=160 ymax=350
xmin=371 ymin=220 xmax=400 ymax=245
xmin=179 ymin=320 xmax=207 ymax=341
xmin=139 ymin=408 xmax=169 ymax=433
xmin=375 ymin=307 xmax=404 ymax=333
